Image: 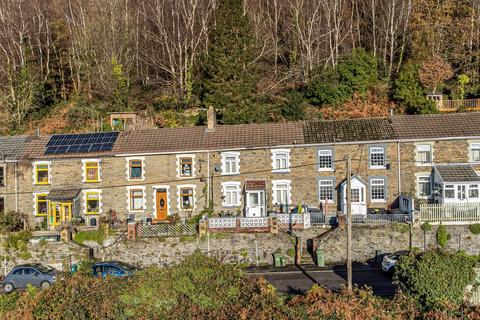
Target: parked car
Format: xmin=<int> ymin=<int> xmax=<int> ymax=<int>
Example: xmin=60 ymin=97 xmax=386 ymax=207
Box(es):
xmin=91 ymin=261 xmax=136 ymax=278
xmin=381 ymin=250 xmax=410 ymax=273
xmin=2 ymin=263 xmax=58 ymax=293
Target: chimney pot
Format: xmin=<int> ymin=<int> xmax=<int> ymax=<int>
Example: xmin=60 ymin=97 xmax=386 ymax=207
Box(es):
xmin=207 ymin=106 xmax=216 ymax=132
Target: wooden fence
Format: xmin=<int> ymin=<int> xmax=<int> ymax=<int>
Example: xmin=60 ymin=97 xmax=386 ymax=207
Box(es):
xmin=419 ymin=203 xmax=480 ymax=224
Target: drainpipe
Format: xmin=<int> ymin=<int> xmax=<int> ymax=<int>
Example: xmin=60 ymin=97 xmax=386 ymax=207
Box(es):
xmin=14 ymin=162 xmax=18 ymax=212
xmin=207 ymin=151 xmax=210 ymax=211
xmin=397 ymin=141 xmax=401 ymax=194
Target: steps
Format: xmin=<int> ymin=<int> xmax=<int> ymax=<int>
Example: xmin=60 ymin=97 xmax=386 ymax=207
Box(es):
xmin=300 ymin=252 xmax=315 ymax=265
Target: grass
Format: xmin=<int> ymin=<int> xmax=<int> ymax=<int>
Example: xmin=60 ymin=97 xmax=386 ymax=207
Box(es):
xmin=74 ymin=229 xmax=106 ymax=245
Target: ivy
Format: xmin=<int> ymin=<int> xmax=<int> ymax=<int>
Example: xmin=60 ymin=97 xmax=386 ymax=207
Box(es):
xmin=436 ymin=224 xmax=449 ymax=248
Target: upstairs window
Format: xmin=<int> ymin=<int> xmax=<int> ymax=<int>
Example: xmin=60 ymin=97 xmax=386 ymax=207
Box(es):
xmin=0 ymin=167 xmax=4 ymax=186
xmin=179 ymin=157 xmax=193 ymax=177
xmin=416 ymin=144 xmax=432 ymax=165
xmin=470 ymin=143 xmax=480 ymax=162
xmin=369 ymin=147 xmax=385 ymax=168
xmin=221 ymin=152 xmax=240 ymax=175
xmin=129 ymin=160 xmax=143 ymax=180
xmin=318 ymin=149 xmax=333 ymax=171
xmin=34 ymin=163 xmax=50 ymax=185
xmin=272 ymin=149 xmax=290 ymax=173
xmin=84 ymin=161 xmax=100 ymax=182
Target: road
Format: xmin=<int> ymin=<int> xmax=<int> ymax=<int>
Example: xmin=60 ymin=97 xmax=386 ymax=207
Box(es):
xmin=248 ymin=267 xmax=395 ymax=296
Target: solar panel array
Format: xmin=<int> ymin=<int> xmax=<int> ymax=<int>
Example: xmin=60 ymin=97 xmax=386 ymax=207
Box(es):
xmin=45 ymin=132 xmax=119 ymax=155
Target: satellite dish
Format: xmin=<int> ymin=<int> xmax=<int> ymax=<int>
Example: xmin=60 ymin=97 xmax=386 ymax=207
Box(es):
xmin=214 ymin=164 xmax=221 ymax=172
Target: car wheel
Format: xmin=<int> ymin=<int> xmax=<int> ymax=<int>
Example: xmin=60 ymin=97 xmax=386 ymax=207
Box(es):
xmin=40 ymin=281 xmax=51 ymax=290
xmin=3 ymin=283 xmax=14 ymax=293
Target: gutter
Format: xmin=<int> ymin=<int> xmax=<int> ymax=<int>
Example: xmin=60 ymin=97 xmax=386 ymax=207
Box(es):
xmin=397 ymin=141 xmax=401 ymax=194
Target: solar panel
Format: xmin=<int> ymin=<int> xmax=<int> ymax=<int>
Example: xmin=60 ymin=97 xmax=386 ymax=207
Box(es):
xmin=45 ymin=132 xmax=119 ymax=155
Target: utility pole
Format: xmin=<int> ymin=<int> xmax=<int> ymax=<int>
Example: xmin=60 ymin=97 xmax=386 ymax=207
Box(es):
xmin=346 ymin=156 xmax=353 ymax=292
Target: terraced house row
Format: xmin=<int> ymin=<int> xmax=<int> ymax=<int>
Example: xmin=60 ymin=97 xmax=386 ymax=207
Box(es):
xmin=1 ymin=109 xmax=480 ymax=229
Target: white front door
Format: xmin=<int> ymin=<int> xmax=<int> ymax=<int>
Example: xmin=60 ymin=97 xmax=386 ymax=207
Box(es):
xmin=246 ymin=191 xmax=265 ymax=217
xmin=351 ymin=187 xmax=367 ymax=215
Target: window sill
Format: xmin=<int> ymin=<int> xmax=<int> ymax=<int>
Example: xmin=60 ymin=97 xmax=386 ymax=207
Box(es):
xmin=368 ymin=166 xmax=386 ymax=170
xmin=34 ymin=183 xmax=50 ymax=186
xmin=129 ymin=209 xmax=145 ymax=213
xmin=128 ymin=178 xmax=145 ymax=181
xmin=86 ymin=212 xmax=100 ymax=215
xmin=177 ymin=175 xmax=195 ymax=179
xmin=222 ymin=204 xmax=241 ymax=208
xmin=370 ymin=199 xmax=386 ymax=203
xmin=221 ymin=172 xmax=240 ymax=176
xmin=318 ymin=168 xmax=334 ymax=172
xmin=272 ymin=169 xmax=291 ymax=174
xmin=415 ymin=163 xmax=433 ymax=167
xmin=35 ymin=214 xmax=47 ymax=217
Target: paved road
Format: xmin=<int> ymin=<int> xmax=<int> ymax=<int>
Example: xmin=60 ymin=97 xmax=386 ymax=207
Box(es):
xmin=248 ymin=267 xmax=395 ymax=296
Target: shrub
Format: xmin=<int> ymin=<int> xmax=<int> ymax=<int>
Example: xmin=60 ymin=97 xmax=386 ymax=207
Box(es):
xmin=393 ymin=250 xmax=476 ymax=311
xmin=468 ymin=224 xmax=480 ymax=235
xmin=306 ymin=49 xmax=378 ymax=106
xmin=421 ymin=221 xmax=432 ymax=232
xmin=0 ymin=211 xmax=24 ymax=232
xmin=286 ymin=248 xmax=295 ymax=257
xmin=436 ymin=224 xmax=449 ymax=248
xmin=4 ymin=230 xmax=32 ymax=251
xmin=0 ymin=292 xmax=20 ymax=316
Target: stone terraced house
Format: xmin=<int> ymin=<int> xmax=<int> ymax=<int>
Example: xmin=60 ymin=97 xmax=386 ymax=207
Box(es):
xmin=2 ymin=110 xmax=480 ymax=230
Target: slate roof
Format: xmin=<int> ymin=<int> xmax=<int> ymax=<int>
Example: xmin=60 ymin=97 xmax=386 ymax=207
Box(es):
xmin=0 ymin=136 xmax=35 ymax=161
xmin=434 ymin=164 xmax=480 ymax=183
xmin=46 ymin=189 xmax=81 ymax=201
xmin=391 ymin=113 xmax=480 ymax=140
xmin=12 ymin=111 xmax=480 ymax=159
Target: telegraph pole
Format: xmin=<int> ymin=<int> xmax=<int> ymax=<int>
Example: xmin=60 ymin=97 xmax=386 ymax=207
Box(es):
xmin=346 ymin=156 xmax=353 ymax=292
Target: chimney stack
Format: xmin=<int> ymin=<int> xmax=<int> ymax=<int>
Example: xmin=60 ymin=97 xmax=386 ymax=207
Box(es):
xmin=206 ymin=106 xmax=216 ymax=132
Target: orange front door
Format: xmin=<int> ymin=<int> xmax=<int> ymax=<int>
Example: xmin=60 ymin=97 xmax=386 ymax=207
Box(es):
xmin=155 ymin=189 xmax=168 ymax=221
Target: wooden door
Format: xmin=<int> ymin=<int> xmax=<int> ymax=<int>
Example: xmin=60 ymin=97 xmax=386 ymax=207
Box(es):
xmin=156 ymin=189 xmax=168 ymax=221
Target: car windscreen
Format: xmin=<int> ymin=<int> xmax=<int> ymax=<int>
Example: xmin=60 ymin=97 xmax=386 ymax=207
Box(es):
xmin=36 ymin=265 xmax=54 ymax=274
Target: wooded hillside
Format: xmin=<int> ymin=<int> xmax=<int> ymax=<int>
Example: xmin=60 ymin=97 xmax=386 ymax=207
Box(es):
xmin=0 ymin=0 xmax=479 ymax=134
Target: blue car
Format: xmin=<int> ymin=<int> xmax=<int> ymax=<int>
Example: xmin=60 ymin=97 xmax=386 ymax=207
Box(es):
xmin=91 ymin=261 xmax=136 ymax=278
xmin=2 ymin=263 xmax=58 ymax=293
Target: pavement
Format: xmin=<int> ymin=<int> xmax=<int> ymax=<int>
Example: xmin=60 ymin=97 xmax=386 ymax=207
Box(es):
xmin=246 ymin=263 xmax=396 ymax=297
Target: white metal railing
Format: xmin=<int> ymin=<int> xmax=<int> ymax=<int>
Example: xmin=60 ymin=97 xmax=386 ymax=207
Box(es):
xmin=439 ymin=99 xmax=480 ymax=112
xmin=419 ymin=203 xmax=480 ymax=224
xmin=350 ymin=214 xmax=412 ymax=224
xmin=208 ymin=217 xmax=237 ymax=229
xmin=239 ymin=217 xmax=269 ymax=228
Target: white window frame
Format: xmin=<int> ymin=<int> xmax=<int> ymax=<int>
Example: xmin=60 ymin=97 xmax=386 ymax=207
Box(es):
xmin=82 ymin=159 xmax=102 ymax=183
xmin=271 ymin=149 xmax=291 ymax=173
xmin=370 ymin=178 xmax=386 ymax=202
xmin=318 ymin=179 xmax=335 ymax=203
xmin=177 ymin=184 xmax=196 ymax=210
xmin=221 ymin=182 xmax=241 ymax=207
xmin=126 ymin=157 xmax=145 ymax=181
xmin=470 ymin=142 xmax=480 ymax=163
xmin=221 ymin=152 xmax=240 ymax=175
xmin=83 ymin=189 xmax=102 ymax=215
xmin=444 ymin=184 xmax=455 ymax=199
xmin=176 ymin=154 xmax=196 ymax=178
xmin=272 ymin=180 xmax=292 ymax=206
xmin=369 ymin=147 xmax=386 ymax=169
xmin=416 ymin=144 xmax=433 ymax=166
xmin=126 ymin=186 xmax=146 ymax=212
xmin=469 ymin=184 xmax=479 ymax=199
xmin=318 ymin=149 xmax=334 ymax=171
xmin=416 ymin=174 xmax=432 ymax=198
xmin=33 ymin=161 xmax=51 ymax=185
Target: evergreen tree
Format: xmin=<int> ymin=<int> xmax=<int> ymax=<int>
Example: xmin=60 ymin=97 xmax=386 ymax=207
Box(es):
xmin=200 ymin=0 xmax=258 ymax=124
xmin=392 ymin=62 xmax=436 ymax=114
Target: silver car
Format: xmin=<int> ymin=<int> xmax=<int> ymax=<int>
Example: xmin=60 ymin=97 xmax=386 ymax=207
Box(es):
xmin=2 ymin=263 xmax=58 ymax=293
xmin=381 ymin=250 xmax=409 ymax=273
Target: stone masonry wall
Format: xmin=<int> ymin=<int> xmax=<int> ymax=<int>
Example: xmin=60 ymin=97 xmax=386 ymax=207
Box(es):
xmin=314 ymin=224 xmax=480 ymax=264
